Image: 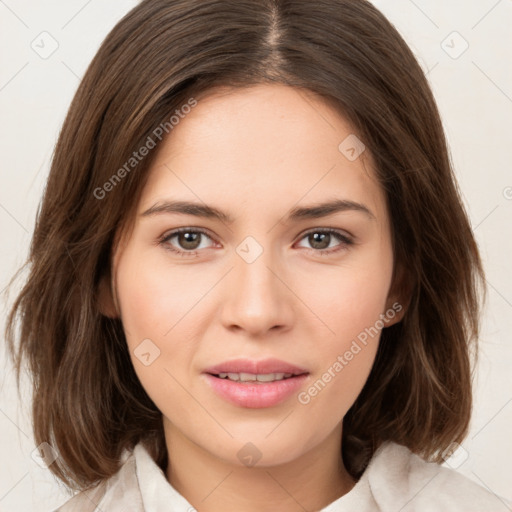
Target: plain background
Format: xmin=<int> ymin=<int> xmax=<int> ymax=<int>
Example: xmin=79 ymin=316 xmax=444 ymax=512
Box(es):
xmin=1 ymin=0 xmax=511 ymax=510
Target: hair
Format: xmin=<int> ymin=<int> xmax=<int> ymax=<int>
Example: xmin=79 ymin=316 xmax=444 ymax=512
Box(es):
xmin=4 ymin=0 xmax=484 ymax=492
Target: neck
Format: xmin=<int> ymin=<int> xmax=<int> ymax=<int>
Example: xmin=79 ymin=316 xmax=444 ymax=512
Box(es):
xmin=163 ymin=419 xmax=356 ymax=512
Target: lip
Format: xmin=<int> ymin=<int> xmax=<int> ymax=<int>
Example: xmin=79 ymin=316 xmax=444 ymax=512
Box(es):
xmin=202 ymin=358 xmax=310 ymax=408
xmin=203 ymin=373 xmax=309 ymax=408
xmin=203 ymin=358 xmax=309 ymax=376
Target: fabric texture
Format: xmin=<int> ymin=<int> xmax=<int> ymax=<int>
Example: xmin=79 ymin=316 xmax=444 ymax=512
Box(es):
xmin=54 ymin=441 xmax=509 ymax=511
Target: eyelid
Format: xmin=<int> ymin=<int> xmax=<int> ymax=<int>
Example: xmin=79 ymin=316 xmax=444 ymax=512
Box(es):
xmin=295 ymin=227 xmax=354 ymax=254
xmin=158 ymin=226 xmax=355 ymax=256
xmin=298 ymin=226 xmax=354 ymax=242
xmin=159 ymin=226 xmax=218 ymax=247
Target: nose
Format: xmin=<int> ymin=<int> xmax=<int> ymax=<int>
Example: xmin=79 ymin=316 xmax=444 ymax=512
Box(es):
xmin=220 ymin=247 xmax=295 ymax=337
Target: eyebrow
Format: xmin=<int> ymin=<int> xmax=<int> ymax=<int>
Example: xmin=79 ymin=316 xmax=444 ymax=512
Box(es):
xmin=140 ymin=198 xmax=375 ymax=223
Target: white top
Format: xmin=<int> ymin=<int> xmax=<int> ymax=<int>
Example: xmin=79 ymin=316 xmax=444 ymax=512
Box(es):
xmin=54 ymin=441 xmax=509 ymax=511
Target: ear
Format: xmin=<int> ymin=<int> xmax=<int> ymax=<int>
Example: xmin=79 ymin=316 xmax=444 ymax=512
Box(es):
xmin=383 ymin=263 xmax=411 ymax=327
xmin=97 ymin=272 xmax=119 ymax=318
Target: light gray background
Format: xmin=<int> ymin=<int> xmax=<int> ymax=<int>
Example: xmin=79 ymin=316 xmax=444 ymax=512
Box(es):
xmin=1 ymin=1 xmax=511 ymax=510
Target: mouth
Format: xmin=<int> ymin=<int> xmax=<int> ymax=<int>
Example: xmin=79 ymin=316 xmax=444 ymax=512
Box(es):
xmin=210 ymin=372 xmax=300 ymax=382
xmin=203 ymin=357 xmax=309 ymax=377
xmin=202 ymin=358 xmax=310 ymax=408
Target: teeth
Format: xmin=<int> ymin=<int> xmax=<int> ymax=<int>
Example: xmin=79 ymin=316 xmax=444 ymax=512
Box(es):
xmin=257 ymin=373 xmax=282 ymax=382
xmin=217 ymin=372 xmax=294 ymax=382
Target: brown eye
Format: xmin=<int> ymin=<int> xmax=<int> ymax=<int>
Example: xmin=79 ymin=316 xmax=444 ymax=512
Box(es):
xmin=296 ymin=229 xmax=353 ymax=254
xmin=307 ymin=232 xmax=331 ymax=250
xmin=159 ymin=228 xmax=216 ymax=257
xmin=175 ymin=231 xmax=202 ymax=250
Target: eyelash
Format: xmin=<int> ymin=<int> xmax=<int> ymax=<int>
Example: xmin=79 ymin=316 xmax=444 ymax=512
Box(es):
xmin=158 ymin=227 xmax=354 ymax=258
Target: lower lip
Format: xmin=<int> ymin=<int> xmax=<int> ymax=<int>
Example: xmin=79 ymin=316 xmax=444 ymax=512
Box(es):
xmin=203 ymin=373 xmax=309 ymax=408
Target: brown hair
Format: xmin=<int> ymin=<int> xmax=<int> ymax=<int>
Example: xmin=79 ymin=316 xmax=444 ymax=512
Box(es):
xmin=4 ymin=0 xmax=484 ymax=491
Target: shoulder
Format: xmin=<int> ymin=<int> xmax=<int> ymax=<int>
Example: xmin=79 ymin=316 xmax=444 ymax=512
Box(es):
xmin=366 ymin=442 xmax=510 ymax=511
xmin=54 ymin=450 xmax=143 ymax=512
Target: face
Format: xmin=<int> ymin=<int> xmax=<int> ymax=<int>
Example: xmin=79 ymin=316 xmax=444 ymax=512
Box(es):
xmin=105 ymin=84 xmax=402 ymax=468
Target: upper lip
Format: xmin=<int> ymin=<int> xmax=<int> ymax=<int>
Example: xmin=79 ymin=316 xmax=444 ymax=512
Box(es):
xmin=203 ymin=358 xmax=309 ymax=376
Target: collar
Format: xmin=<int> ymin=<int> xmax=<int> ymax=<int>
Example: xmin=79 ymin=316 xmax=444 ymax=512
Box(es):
xmin=133 ymin=442 xmax=379 ymax=511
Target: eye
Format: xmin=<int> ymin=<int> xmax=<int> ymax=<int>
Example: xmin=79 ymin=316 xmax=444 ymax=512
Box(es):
xmin=295 ymin=229 xmax=353 ymax=255
xmin=159 ymin=227 xmax=354 ymax=258
xmin=159 ymin=227 xmax=216 ymax=257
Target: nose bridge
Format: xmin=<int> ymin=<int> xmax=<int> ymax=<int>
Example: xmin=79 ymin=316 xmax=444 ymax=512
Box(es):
xmin=221 ymin=238 xmax=293 ymax=334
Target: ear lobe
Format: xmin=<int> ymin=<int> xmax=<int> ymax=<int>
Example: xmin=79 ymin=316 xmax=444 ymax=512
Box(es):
xmin=383 ymin=299 xmax=406 ymax=327
xmin=97 ymin=273 xmax=119 ymax=318
xmin=384 ymin=264 xmax=411 ymax=327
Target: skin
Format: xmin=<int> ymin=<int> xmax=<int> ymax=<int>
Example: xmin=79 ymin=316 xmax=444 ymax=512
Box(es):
xmin=100 ymin=83 xmax=405 ymax=512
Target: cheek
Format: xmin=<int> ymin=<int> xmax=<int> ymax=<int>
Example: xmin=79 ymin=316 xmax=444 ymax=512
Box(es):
xmin=113 ymin=249 xmax=202 ymax=416
xmin=296 ymin=254 xmax=392 ymax=414
xmin=114 ymin=248 xmax=217 ymax=404
xmin=296 ymin=282 xmax=383 ymax=424
xmin=303 ymin=259 xmax=392 ymax=346
xmin=115 ymin=247 xmax=211 ymax=343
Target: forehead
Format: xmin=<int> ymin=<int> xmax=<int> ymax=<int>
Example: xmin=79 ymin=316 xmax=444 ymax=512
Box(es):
xmin=138 ymin=84 xmax=386 ymax=226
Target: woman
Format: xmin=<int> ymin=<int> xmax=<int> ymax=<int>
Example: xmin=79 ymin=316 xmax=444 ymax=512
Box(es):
xmin=5 ymin=0 xmax=506 ymax=510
